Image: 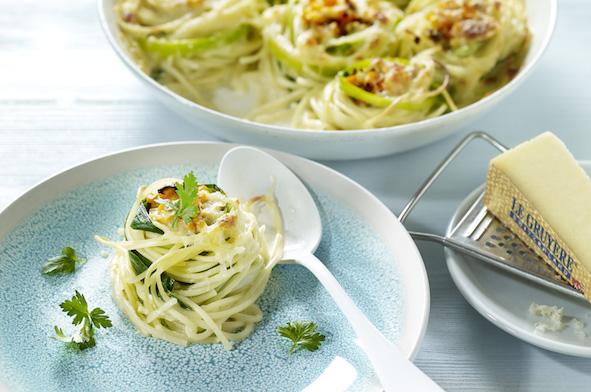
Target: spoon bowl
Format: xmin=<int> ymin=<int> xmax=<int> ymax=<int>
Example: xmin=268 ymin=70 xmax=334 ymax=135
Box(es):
xmin=217 ymin=146 xmax=444 ymax=391
xmin=217 ymin=146 xmax=321 ymax=258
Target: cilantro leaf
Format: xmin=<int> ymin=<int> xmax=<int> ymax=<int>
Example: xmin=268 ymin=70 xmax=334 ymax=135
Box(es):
xmin=89 ymin=307 xmax=112 ymax=329
xmin=164 ymin=199 xmax=181 ymax=226
xmin=166 ymin=171 xmax=200 ymax=228
xmin=41 ymin=246 xmax=86 ymax=275
xmin=74 ymin=323 xmax=96 ymax=350
xmin=276 ymin=321 xmax=325 ymax=354
xmin=52 ymin=323 xmax=96 ymax=350
xmin=50 ymin=291 xmax=112 ymax=350
xmin=59 ymin=291 xmax=89 ymax=325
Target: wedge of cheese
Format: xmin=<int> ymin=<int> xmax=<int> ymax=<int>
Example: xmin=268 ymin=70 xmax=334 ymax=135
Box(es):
xmin=484 ymin=132 xmax=591 ymax=301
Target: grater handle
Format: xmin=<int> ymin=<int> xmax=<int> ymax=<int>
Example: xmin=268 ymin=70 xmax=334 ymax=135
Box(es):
xmin=409 ymin=231 xmax=493 ymax=259
xmin=398 ymin=132 xmax=506 ymax=224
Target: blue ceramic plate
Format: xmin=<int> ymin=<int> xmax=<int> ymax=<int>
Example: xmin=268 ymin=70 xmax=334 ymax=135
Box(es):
xmin=0 ymin=143 xmax=429 ymax=391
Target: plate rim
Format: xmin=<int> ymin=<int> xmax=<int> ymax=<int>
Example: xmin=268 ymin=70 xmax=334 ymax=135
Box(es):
xmin=0 ymin=141 xmax=431 ymax=390
xmin=445 ymin=162 xmax=591 ymax=358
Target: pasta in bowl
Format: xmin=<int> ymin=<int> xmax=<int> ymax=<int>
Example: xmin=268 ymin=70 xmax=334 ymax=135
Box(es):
xmin=99 ymin=0 xmax=556 ymax=159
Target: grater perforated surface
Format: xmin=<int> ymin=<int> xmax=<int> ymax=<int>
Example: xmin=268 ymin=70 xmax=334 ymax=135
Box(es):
xmin=447 ymin=191 xmax=584 ymax=300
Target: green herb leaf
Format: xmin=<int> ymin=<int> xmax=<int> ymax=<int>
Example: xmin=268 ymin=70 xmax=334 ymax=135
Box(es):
xmin=276 ymin=321 xmax=325 ymax=354
xmin=203 ymin=183 xmax=226 ymax=195
xmin=59 ymin=291 xmax=90 ymax=325
xmin=128 ymin=250 xmax=176 ymax=299
xmin=166 ymin=171 xmax=200 ymax=227
xmin=41 ymin=246 xmax=86 ymax=275
xmin=129 ymin=250 xmax=152 ymax=275
xmin=51 ymin=324 xmax=95 ymax=349
xmin=168 ymin=292 xmax=192 ymax=310
xmin=75 ymin=322 xmax=96 ymax=350
xmin=150 ymin=68 xmax=165 ymax=81
xmin=131 ymin=200 xmax=164 ymax=234
xmin=89 ymin=307 xmax=112 ymax=329
xmin=162 ymin=273 xmax=175 ymax=293
xmin=50 ymin=291 xmax=112 ymax=350
xmin=326 ymin=42 xmax=359 ymax=56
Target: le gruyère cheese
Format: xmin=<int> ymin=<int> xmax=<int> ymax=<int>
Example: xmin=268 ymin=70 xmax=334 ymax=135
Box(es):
xmin=484 ymin=132 xmax=591 ymax=301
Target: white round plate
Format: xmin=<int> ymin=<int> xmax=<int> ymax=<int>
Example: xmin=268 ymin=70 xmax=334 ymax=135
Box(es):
xmin=446 ymin=162 xmax=591 ymax=358
xmin=0 ymin=142 xmax=429 ymax=391
xmin=97 ymin=0 xmax=556 ymax=160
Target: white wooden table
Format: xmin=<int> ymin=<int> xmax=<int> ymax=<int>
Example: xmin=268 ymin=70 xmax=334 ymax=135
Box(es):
xmin=1 ymin=0 xmax=591 ymax=390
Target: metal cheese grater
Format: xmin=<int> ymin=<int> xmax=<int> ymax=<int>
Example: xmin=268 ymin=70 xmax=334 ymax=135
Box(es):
xmin=398 ymin=132 xmax=585 ymax=301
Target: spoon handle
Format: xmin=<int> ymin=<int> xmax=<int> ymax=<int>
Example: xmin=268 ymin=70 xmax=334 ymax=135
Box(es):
xmin=295 ymin=252 xmax=444 ymax=392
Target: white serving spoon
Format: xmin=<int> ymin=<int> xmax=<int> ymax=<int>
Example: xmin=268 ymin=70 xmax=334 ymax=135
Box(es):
xmin=217 ymin=146 xmax=444 ymax=392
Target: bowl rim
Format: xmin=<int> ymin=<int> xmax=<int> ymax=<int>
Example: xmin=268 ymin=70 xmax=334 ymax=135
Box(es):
xmin=97 ymin=0 xmax=558 ymax=138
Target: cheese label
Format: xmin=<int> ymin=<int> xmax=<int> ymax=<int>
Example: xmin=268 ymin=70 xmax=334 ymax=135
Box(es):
xmin=484 ymin=163 xmax=590 ymax=300
xmin=509 ymin=197 xmax=573 ymax=279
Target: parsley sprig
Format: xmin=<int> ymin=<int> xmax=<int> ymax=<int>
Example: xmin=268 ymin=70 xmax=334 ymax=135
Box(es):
xmin=166 ymin=171 xmax=200 ymax=228
xmin=50 ymin=291 xmax=112 ymax=350
xmin=276 ymin=321 xmax=325 ymax=354
xmin=41 ymin=246 xmax=86 ymax=275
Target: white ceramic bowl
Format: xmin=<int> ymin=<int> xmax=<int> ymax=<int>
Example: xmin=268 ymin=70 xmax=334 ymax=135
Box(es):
xmin=98 ymin=0 xmax=556 ymax=160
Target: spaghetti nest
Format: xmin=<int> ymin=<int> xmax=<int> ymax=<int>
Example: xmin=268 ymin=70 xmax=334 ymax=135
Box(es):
xmin=96 ymin=173 xmax=282 ymax=349
xmin=116 ymin=0 xmax=530 ymax=129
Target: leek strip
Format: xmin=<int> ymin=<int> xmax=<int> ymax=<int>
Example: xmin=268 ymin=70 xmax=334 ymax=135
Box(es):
xmin=140 ymin=25 xmax=252 ymax=58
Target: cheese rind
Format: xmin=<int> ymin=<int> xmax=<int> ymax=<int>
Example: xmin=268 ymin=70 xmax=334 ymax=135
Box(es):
xmin=484 ymin=132 xmax=591 ymax=301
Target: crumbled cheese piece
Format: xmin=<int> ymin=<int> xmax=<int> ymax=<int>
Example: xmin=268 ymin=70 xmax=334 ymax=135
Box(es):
xmin=100 ymin=250 xmax=109 ymax=258
xmin=529 ymin=302 xmax=564 ymax=333
xmin=534 ymin=322 xmax=559 ymax=333
xmin=529 ymin=302 xmax=588 ymax=338
xmin=572 ymin=318 xmax=586 ymax=329
xmin=529 ymin=302 xmax=563 ymax=323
